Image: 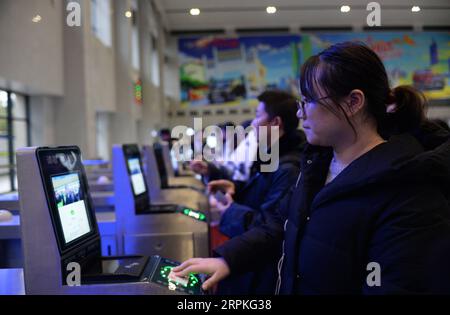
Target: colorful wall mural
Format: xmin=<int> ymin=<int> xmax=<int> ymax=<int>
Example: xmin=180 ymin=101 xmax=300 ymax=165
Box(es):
xmin=178 ymin=35 xmax=301 ymax=107
xmin=304 ymin=32 xmax=450 ymax=101
xmin=178 ymin=32 xmax=450 ymax=107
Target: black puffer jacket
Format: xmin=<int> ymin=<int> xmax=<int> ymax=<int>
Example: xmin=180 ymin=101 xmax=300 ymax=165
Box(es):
xmin=220 ymin=130 xmax=305 ymax=238
xmin=216 ymin=126 xmax=450 ymax=294
xmin=217 ymin=130 xmax=305 ymax=295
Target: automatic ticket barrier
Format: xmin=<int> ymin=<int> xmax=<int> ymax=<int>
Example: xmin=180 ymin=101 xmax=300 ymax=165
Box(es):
xmin=113 ymin=145 xmax=209 ymax=262
xmin=153 ymin=142 xmax=204 ymax=191
xmin=16 ymin=146 xmax=203 ymax=295
xmin=142 ymin=145 xmax=208 ymax=211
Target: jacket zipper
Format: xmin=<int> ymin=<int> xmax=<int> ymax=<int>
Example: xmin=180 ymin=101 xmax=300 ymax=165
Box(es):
xmin=275 ymin=171 xmax=302 ymax=295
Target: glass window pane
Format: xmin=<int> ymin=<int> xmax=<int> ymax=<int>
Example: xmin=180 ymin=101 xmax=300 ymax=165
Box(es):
xmin=14 ymin=173 xmax=17 ymax=192
xmin=151 ymin=37 xmax=160 ymax=86
xmin=0 ymin=119 xmax=8 ymax=137
xmin=13 ymin=120 xmax=28 ymax=163
xmin=91 ymin=0 xmax=112 ymax=47
xmin=132 ymin=26 xmax=140 ymax=70
xmin=12 ymin=93 xmax=27 ymax=119
xmin=131 ymin=0 xmax=139 ymax=70
xmin=0 ymin=138 xmax=10 ymax=167
xmin=0 ymin=174 xmax=12 ymax=194
xmin=0 ymin=91 xmax=8 ymax=117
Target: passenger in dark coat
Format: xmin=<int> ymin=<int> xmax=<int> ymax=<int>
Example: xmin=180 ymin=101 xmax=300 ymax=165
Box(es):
xmin=173 ymin=42 xmax=450 ymax=295
xmin=218 ymin=130 xmax=305 ymax=238
xmin=215 ymin=130 xmax=305 ymax=294
xmin=208 ymin=91 xmax=306 ymax=294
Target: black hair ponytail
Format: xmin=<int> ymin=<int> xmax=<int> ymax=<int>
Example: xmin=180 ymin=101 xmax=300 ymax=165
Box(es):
xmin=383 ymin=85 xmax=427 ymax=137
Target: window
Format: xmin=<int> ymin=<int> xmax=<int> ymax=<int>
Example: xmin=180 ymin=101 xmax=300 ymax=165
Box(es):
xmin=0 ymin=90 xmax=31 ymax=193
xmin=131 ymin=0 xmax=140 ymax=70
xmin=91 ymin=0 xmax=112 ymax=47
xmin=132 ymin=25 xmax=140 ymax=70
xmin=96 ymin=112 xmax=110 ymax=161
xmin=151 ymin=36 xmax=160 ymax=86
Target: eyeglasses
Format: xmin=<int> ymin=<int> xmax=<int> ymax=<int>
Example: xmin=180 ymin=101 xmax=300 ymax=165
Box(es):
xmin=296 ymin=96 xmax=332 ymax=118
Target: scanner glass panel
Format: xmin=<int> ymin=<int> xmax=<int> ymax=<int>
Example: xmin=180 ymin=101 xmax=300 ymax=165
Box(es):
xmin=37 ymin=147 xmax=97 ymax=254
xmin=127 ymin=157 xmax=147 ymax=196
xmin=52 ymin=172 xmax=91 ymax=244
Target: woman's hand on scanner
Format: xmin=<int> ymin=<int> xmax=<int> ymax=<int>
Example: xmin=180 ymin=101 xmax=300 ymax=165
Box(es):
xmin=172 ymin=258 xmax=231 ymax=291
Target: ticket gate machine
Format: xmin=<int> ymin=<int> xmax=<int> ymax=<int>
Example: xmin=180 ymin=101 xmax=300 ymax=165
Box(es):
xmin=17 ymin=146 xmax=203 ymax=295
xmin=141 ymin=145 xmax=208 ymax=210
xmin=153 ymin=143 xmax=204 ymax=191
xmin=113 ymin=145 xmax=209 ymax=262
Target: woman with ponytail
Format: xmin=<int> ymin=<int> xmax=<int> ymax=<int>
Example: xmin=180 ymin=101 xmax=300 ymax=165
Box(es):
xmin=174 ymin=42 xmax=450 ymax=294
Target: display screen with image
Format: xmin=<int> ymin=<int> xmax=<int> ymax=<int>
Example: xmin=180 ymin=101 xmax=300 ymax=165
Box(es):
xmin=127 ymin=158 xmax=147 ymax=196
xmin=51 ymin=172 xmax=91 ymax=244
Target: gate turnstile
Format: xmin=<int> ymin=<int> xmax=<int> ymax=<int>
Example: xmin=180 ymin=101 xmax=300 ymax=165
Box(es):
xmin=113 ymin=145 xmax=210 ymax=263
xmin=153 ymin=142 xmax=204 ymax=191
xmin=17 ymin=146 xmax=203 ymax=295
xmin=142 ymin=145 xmax=208 ymax=211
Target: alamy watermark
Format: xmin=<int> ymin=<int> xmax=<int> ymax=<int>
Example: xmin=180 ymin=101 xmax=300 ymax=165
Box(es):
xmin=366 ymin=2 xmax=382 ymax=27
xmin=366 ymin=262 xmax=381 ymax=287
xmin=66 ymin=1 xmax=81 ymax=27
xmin=64 ymin=2 xmax=382 ymax=28
xmin=170 ymin=118 xmax=280 ymax=173
xmin=66 ymin=262 xmax=81 ymax=287
xmin=66 ymin=261 xmax=382 ymax=288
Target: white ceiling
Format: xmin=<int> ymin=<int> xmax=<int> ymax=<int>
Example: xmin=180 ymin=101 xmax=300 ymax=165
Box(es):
xmin=154 ymin=0 xmax=450 ymax=32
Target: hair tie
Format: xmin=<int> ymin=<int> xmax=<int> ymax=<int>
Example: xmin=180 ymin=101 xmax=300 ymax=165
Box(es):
xmin=386 ymin=90 xmax=396 ymax=104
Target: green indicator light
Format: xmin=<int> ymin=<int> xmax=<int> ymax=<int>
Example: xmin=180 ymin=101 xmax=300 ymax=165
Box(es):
xmin=181 ymin=208 xmax=206 ymax=221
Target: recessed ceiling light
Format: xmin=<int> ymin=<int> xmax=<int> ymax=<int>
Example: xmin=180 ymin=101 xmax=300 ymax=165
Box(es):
xmin=411 ymin=6 xmax=421 ymax=13
xmin=266 ymin=6 xmax=277 ymax=14
xmin=186 ymin=128 xmax=195 ymax=137
xmin=340 ymin=5 xmax=351 ymax=13
xmin=125 ymin=10 xmax=133 ymax=18
xmin=32 ymin=15 xmax=42 ymax=23
xmin=190 ymin=8 xmax=200 ymax=16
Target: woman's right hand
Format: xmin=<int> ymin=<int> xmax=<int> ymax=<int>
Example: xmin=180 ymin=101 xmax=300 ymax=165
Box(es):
xmin=207 ymin=180 xmax=236 ymax=196
xmin=190 ymin=160 xmax=209 ymax=176
xmin=172 ymin=258 xmax=231 ymax=291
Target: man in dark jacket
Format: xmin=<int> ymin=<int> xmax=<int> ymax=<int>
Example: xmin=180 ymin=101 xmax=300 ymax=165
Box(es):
xmin=208 ymin=90 xmax=306 ymax=294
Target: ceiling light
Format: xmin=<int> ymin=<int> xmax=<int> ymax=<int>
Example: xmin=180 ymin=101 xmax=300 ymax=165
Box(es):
xmin=32 ymin=15 xmax=42 ymax=23
xmin=186 ymin=128 xmax=195 ymax=137
xmin=266 ymin=6 xmax=277 ymax=14
xmin=340 ymin=5 xmax=351 ymax=13
xmin=190 ymin=8 xmax=200 ymax=16
xmin=125 ymin=10 xmax=133 ymax=18
xmin=411 ymin=6 xmax=421 ymax=13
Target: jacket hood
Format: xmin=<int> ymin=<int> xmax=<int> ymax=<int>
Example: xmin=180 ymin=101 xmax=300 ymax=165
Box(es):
xmin=394 ymin=122 xmax=450 ymax=193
